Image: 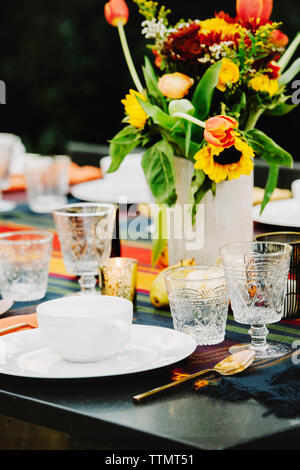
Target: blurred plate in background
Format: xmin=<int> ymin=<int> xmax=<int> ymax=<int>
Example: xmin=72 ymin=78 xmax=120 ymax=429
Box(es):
xmin=253 ymin=198 xmax=300 ymax=228
xmin=71 ymin=153 xmax=155 ymax=204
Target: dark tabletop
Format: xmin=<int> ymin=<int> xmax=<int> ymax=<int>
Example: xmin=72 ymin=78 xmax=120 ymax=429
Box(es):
xmin=0 ymin=195 xmax=299 ymax=450
xmin=0 ymin=348 xmax=299 ymax=451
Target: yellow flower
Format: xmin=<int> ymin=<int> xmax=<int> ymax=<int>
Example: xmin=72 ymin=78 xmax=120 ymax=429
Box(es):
xmin=248 ymin=74 xmax=279 ymax=97
xmin=121 ymin=89 xmax=148 ymax=129
xmin=194 ymin=136 xmax=254 ymax=184
xmin=217 ymin=59 xmax=240 ymax=92
xmin=199 ymin=18 xmax=243 ymax=37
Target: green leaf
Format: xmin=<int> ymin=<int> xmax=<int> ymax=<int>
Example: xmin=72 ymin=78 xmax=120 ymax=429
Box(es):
xmin=265 ymin=101 xmax=298 ymax=116
xmin=164 ymin=132 xmax=203 ymax=160
xmin=192 ymin=61 xmax=223 ymax=120
xmin=279 ymin=57 xmax=300 ymax=86
xmin=108 ymin=126 xmax=142 ymax=172
xmin=141 ymin=140 xmax=177 ymax=206
xmin=137 ymin=97 xmax=182 ymax=133
xmin=188 ymin=171 xmax=213 ymax=225
xmin=231 ymin=92 xmax=247 ymax=118
xmin=151 ymin=204 xmax=167 ymax=266
xmin=246 ymin=129 xmax=293 ymax=168
xmin=142 ymin=56 xmax=167 ymax=112
xmin=168 ymin=99 xmax=195 ymax=116
xmin=260 ymin=164 xmax=279 ymax=214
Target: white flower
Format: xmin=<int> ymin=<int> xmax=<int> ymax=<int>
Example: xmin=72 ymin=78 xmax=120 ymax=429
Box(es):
xmin=197 ymin=55 xmax=211 ymax=64
xmin=141 ymin=19 xmax=167 ymax=40
xmin=209 ymin=44 xmax=224 ymax=60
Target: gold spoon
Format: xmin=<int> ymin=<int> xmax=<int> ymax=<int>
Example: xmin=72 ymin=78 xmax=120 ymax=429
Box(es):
xmin=133 ymin=349 xmax=255 ymax=404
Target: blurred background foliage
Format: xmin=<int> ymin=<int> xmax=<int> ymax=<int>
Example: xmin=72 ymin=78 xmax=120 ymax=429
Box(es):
xmin=0 ymin=0 xmax=299 ymax=162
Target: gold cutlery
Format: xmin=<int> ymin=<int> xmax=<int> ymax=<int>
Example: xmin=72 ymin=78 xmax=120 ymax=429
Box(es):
xmin=133 ymin=350 xmax=255 ymax=404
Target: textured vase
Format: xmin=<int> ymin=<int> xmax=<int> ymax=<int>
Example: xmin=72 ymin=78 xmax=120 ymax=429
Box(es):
xmin=167 ymin=157 xmax=253 ymax=265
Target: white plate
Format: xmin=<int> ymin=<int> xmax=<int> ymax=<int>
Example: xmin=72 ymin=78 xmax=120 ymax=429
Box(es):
xmin=71 ymin=153 xmax=155 ymax=204
xmin=71 ymin=177 xmax=155 ymax=204
xmin=252 ymin=198 xmax=300 ymax=228
xmin=0 ymin=325 xmax=196 ymax=379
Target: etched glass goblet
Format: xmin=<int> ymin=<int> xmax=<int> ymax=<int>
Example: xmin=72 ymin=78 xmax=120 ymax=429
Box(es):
xmin=53 ymin=203 xmax=116 ymax=294
xmin=220 ymin=241 xmax=292 ymax=359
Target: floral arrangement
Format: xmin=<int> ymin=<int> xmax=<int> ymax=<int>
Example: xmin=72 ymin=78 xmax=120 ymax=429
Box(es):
xmin=104 ymin=0 xmax=299 ymax=260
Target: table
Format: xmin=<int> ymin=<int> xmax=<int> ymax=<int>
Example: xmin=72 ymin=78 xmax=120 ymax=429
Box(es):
xmin=0 ymin=197 xmax=300 ymax=451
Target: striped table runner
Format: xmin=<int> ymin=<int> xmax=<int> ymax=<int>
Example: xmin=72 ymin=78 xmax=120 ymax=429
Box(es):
xmin=0 ymin=201 xmax=299 ymax=351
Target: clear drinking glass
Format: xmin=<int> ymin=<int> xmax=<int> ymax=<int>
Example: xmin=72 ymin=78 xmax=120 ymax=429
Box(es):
xmin=255 ymin=232 xmax=300 ymax=319
xmin=0 ymin=230 xmax=53 ymax=301
xmin=0 ymin=140 xmax=16 ymax=212
xmin=53 ymin=203 xmax=116 ymax=294
xmin=164 ymin=266 xmax=228 ymax=345
xmin=25 ymin=154 xmax=70 ymax=213
xmin=220 ymin=241 xmax=292 ymax=359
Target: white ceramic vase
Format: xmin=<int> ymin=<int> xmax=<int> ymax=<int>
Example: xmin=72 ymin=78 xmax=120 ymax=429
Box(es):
xmin=167 ymin=157 xmax=253 ymax=266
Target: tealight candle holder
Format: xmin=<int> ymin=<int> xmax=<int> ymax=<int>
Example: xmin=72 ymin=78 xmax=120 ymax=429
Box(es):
xmin=255 ymin=232 xmax=300 ymax=319
xmin=100 ymin=257 xmax=138 ymax=302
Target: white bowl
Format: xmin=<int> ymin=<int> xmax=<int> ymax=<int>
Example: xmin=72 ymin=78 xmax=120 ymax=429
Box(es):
xmin=36 ymin=295 xmax=133 ymax=363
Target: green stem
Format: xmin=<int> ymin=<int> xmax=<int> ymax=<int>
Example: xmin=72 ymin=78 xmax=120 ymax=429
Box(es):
xmin=172 ymin=112 xmax=206 ymax=128
xmin=243 ymin=108 xmax=264 ymax=131
xmin=278 ymin=32 xmax=300 ymax=71
xmin=117 ymin=24 xmax=144 ymax=94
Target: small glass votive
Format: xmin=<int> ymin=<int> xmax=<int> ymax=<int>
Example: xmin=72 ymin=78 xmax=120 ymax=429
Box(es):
xmin=25 ymin=154 xmax=70 ymax=213
xmin=100 ymin=257 xmax=138 ymax=302
xmin=0 ymin=230 xmax=53 ymax=301
xmin=164 ymin=266 xmax=228 ymax=345
xmin=255 ymin=232 xmax=300 ymax=319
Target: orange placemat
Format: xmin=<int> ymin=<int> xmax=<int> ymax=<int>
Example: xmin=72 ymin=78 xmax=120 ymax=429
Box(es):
xmin=4 ymin=162 xmax=102 ymax=192
xmin=0 ymin=313 xmax=38 ymax=336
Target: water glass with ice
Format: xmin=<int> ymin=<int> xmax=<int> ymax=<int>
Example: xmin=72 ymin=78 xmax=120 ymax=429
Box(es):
xmin=164 ymin=266 xmax=228 ymax=345
xmin=0 ymin=230 xmax=53 ymax=301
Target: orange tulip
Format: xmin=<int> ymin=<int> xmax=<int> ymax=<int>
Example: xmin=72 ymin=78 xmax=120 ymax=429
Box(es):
xmin=236 ymin=0 xmax=273 ymax=22
xmin=104 ymin=0 xmax=129 ymax=27
xmin=270 ymin=29 xmax=289 ymax=47
xmin=158 ymin=73 xmax=194 ymax=99
xmin=204 ymin=115 xmax=238 ymax=148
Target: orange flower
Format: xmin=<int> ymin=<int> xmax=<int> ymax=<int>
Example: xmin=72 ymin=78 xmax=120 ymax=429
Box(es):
xmin=270 ymin=29 xmax=289 ymax=47
xmin=104 ymin=0 xmax=129 ymax=27
xmin=236 ymin=0 xmax=273 ymax=22
xmin=158 ymin=72 xmax=194 ymax=99
xmin=204 ymin=115 xmax=238 ymax=148
xmin=152 ymin=49 xmax=163 ymax=68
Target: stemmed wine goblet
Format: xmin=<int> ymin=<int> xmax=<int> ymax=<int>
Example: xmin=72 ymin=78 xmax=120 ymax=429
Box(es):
xmin=220 ymin=241 xmax=292 ymax=359
xmin=53 ymin=203 xmax=116 ymax=294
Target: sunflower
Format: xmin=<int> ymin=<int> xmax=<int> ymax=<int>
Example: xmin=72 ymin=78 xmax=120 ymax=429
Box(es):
xmin=194 ymin=137 xmax=254 ymax=183
xmin=121 ymin=89 xmax=148 ymax=129
xmin=248 ymin=74 xmax=279 ymax=97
